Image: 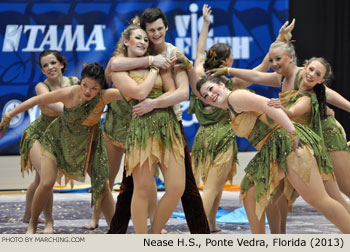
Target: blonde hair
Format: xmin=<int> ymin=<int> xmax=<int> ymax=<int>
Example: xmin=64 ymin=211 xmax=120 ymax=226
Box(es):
xmin=113 ymin=17 xmax=143 ymax=57
xmin=269 ymin=41 xmax=297 ymax=64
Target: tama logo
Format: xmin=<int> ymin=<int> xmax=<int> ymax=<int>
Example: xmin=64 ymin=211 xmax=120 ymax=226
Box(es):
xmin=2 ymin=24 xmax=106 ymax=52
xmin=175 ymin=3 xmax=252 ymax=60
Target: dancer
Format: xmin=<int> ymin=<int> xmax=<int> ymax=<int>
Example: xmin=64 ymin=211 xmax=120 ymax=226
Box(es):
xmin=83 ymin=61 xmax=131 ymax=231
xmin=183 ymin=4 xmax=291 ymax=232
xmin=108 ymin=20 xmax=186 ymax=234
xmin=20 ymin=50 xmax=78 ymax=233
xmin=193 ymin=75 xmax=350 ymax=233
xmin=0 ymin=62 xmax=123 ymax=234
xmin=188 ymin=5 xmax=237 ymax=233
xmin=85 ymin=24 xmax=162 ymax=231
xmin=267 ymin=57 xmax=350 ymax=211
xmin=108 ymin=8 xmax=210 ymax=234
xmin=208 ymin=42 xmax=350 ymax=232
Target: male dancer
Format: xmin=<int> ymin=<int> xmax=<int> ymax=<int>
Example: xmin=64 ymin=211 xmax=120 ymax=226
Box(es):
xmin=107 ymin=8 xmax=209 ymax=234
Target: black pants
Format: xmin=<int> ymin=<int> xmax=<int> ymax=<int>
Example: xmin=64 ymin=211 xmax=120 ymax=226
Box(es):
xmin=107 ymin=121 xmax=209 ymax=234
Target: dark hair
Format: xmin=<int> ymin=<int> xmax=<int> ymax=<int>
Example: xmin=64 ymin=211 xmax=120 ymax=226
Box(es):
xmin=80 ymin=62 xmax=108 ymax=89
xmin=304 ymin=57 xmax=334 ymax=119
xmin=140 ymin=8 xmax=168 ymax=30
xmin=196 ymin=75 xmax=222 ymax=95
xmin=204 ymin=43 xmax=232 ymax=70
xmin=38 ymin=49 xmax=67 ymax=74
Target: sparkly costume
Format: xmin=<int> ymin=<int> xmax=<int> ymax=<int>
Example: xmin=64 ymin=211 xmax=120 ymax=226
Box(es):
xmin=227 ymin=90 xmax=329 ymax=219
xmin=20 ymin=77 xmax=75 ymax=175
xmin=283 ymin=92 xmax=334 ymax=180
xmin=39 ymin=92 xmax=109 ymax=206
xmin=108 ymin=42 xmax=210 ymax=234
xmin=103 ymin=88 xmax=132 ymax=148
xmin=189 ymin=79 xmax=237 ymax=185
xmin=280 ymin=70 xmax=349 ymax=153
xmin=123 ymin=71 xmax=185 ymax=175
xmin=322 ymin=116 xmax=349 ymax=152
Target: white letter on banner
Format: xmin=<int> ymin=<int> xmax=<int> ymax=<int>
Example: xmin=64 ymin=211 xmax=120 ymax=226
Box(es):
xmin=22 ymin=25 xmax=45 ymax=52
xmin=232 ymin=37 xmax=251 ymax=59
xmin=175 ymin=37 xmax=191 ymax=55
xmin=189 ymin=3 xmax=198 ymax=59
xmin=39 ymin=25 xmax=58 ymax=50
xmin=27 ymin=105 xmax=41 ymax=123
xmin=175 ymin=15 xmax=190 ymax=37
xmin=84 ymin=25 xmax=106 ymax=51
xmin=58 ymin=25 xmax=86 ymax=51
xmin=2 ymin=25 xmax=23 ymax=52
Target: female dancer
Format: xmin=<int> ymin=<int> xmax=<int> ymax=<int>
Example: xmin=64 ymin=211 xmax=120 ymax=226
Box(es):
xmin=194 ymin=75 xmax=350 ymax=233
xmin=20 ymin=50 xmax=78 ymax=233
xmin=83 ymin=59 xmax=132 ymax=231
xmin=185 ymin=4 xmax=290 ymax=232
xmin=267 ymin=57 xmax=350 ymax=210
xmin=85 ymin=30 xmax=162 ymax=231
xmin=0 ymin=62 xmax=125 ymax=234
xmin=110 ymin=22 xmax=185 ymax=234
xmin=208 ymin=43 xmax=350 ymax=232
xmin=209 ymin=41 xmax=350 ymax=199
xmin=178 ymin=5 xmax=294 ymax=232
xmin=188 ymin=5 xmax=237 ymax=233
xmin=108 ymin=8 xmax=209 ymax=234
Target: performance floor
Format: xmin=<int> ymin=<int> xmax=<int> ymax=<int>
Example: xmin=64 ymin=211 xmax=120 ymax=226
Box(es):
xmin=0 ymin=153 xmax=345 ymax=234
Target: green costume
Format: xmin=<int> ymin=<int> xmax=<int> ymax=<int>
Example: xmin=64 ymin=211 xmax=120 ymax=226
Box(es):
xmin=39 ymin=92 xmax=108 ymax=205
xmin=226 ymin=90 xmax=328 ymax=219
xmin=124 ymin=71 xmax=185 ymax=176
xmin=189 ymin=79 xmax=237 ymax=185
xmin=321 ymin=114 xmax=349 ymax=152
xmin=280 ymin=70 xmax=349 ymax=153
xmin=284 ymin=92 xmax=334 ymax=179
xmin=103 ymin=85 xmax=132 ymax=148
xmin=20 ymin=77 xmax=75 ymax=175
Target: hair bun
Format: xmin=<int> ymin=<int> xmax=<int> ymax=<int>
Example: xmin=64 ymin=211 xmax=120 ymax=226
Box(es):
xmin=131 ymin=16 xmax=140 ymax=25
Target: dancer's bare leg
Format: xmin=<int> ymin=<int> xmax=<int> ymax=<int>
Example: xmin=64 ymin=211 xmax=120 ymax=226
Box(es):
xmin=286 ymin=149 xmax=350 ymax=233
xmin=43 ymin=191 xmax=54 ymax=234
xmin=201 ymin=156 xmax=233 ymax=232
xmin=23 ymin=141 xmax=51 ymax=226
xmin=329 ymin=151 xmax=350 ymax=198
xmin=266 ymin=184 xmax=285 ymax=234
xmin=207 ymin=190 xmax=223 ymax=233
xmin=29 ymin=142 xmax=55 ymax=233
xmin=131 ymin=163 xmax=156 ymax=233
xmin=26 ymin=155 xmax=58 ymax=234
xmin=23 ymin=171 xmax=43 ymax=223
xmin=278 ymin=195 xmax=288 ymax=234
xmin=84 ymin=141 xmax=123 ymax=229
xmin=149 ymin=150 xmax=185 ymax=234
xmin=243 ymin=185 xmax=266 ymax=234
xmin=99 ymin=188 xmax=115 ymax=227
xmin=323 ymin=178 xmax=350 ymax=213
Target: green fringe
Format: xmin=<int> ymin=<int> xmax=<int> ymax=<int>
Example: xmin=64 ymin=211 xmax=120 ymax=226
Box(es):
xmin=241 ymin=122 xmax=332 ymax=203
xmin=192 ymin=116 xmax=237 ymax=166
xmin=125 ymin=107 xmax=184 ymax=151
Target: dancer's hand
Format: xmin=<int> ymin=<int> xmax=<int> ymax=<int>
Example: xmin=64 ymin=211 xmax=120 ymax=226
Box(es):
xmin=0 ymin=114 xmax=11 ymax=136
xmin=133 ymin=98 xmax=156 ymax=117
xmin=289 ymin=130 xmax=302 ymax=157
xmin=267 ymin=98 xmax=283 ymax=108
xmin=202 ymin=4 xmax=212 ymax=24
xmin=207 ymin=67 xmax=229 ymax=77
xmin=152 ymin=54 xmax=174 ymax=70
xmin=277 ymin=18 xmax=295 ymax=42
xmin=175 ymin=52 xmax=193 ymax=70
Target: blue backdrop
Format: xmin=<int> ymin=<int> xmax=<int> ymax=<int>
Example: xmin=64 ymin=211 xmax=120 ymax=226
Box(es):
xmin=0 ymin=0 xmax=288 ymax=154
